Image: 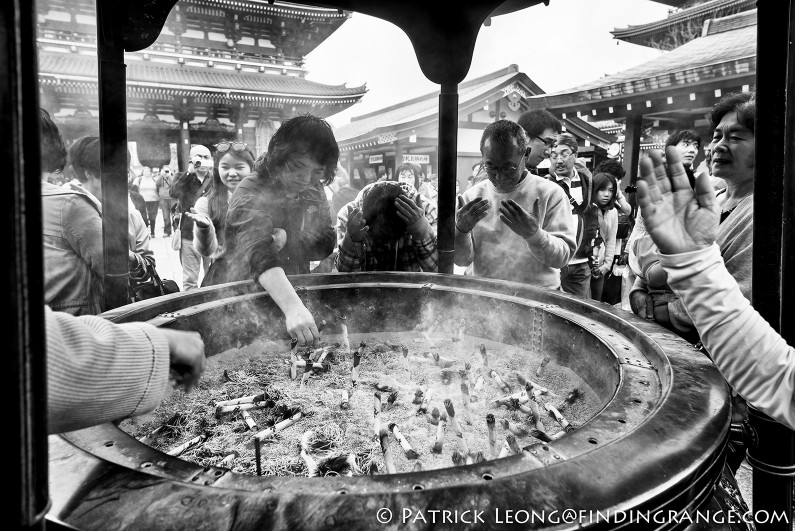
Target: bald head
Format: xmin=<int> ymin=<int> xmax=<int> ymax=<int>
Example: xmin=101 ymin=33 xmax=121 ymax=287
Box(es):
xmin=190 ymin=144 xmax=212 ymax=176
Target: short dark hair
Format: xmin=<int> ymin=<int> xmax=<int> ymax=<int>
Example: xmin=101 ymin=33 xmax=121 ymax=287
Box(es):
xmin=665 ymin=129 xmax=701 ymax=149
xmin=68 ymin=136 xmax=102 ymax=183
xmin=593 ymin=158 xmax=626 ymax=180
xmin=362 ymin=181 xmax=407 ymax=242
xmin=480 ymin=120 xmax=528 ymax=155
xmin=709 ymin=91 xmax=755 ymax=132
xmin=555 ymin=132 xmax=578 ymax=154
xmin=39 ymin=108 xmax=67 ymax=174
xmin=263 ymin=114 xmax=339 ymax=186
xmin=517 ymin=109 xmax=562 ymax=138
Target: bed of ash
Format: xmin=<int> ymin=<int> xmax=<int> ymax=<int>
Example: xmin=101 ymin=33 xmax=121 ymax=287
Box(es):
xmin=120 ymin=329 xmax=600 ymax=477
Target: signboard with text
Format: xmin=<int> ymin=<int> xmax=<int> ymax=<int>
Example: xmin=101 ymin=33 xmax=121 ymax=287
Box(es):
xmin=402 ymin=154 xmax=429 ymax=164
xmin=369 ymin=154 xmax=383 ymax=164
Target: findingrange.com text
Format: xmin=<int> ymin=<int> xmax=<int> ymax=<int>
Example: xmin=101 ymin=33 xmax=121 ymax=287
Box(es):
xmin=375 ymin=507 xmax=791 ymax=526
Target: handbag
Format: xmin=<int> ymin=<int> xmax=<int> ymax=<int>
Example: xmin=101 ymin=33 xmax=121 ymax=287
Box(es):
xmin=130 ymin=268 xmax=180 ymax=302
xmin=171 ymin=227 xmax=182 ymax=251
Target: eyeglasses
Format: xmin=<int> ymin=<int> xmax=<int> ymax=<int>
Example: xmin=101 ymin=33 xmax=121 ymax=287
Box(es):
xmin=535 ymin=136 xmax=556 ymax=148
xmin=549 ymin=150 xmax=574 ymax=161
xmin=482 ymin=162 xmax=521 ymax=177
xmin=215 ymin=141 xmax=248 ymax=153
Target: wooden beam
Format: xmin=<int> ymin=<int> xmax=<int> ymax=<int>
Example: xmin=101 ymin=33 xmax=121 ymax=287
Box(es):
xmin=622 ymin=113 xmax=643 ymax=192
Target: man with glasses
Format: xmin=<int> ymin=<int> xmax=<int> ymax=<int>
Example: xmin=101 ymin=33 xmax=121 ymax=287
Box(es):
xmin=517 ymin=109 xmax=561 ymax=172
xmin=171 ymin=144 xmax=214 ymax=289
xmin=454 ymin=120 xmax=576 ymax=289
xmin=156 ymin=166 xmax=175 ymax=237
xmin=547 ymin=132 xmax=596 ymax=298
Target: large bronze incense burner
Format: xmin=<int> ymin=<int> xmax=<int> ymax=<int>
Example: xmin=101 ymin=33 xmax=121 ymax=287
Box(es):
xmin=48 ymin=272 xmax=731 ymax=530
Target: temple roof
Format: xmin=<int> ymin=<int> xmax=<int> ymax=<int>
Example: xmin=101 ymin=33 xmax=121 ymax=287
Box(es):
xmin=38 ymin=52 xmax=366 ymax=105
xmin=611 ymin=0 xmax=755 ymax=47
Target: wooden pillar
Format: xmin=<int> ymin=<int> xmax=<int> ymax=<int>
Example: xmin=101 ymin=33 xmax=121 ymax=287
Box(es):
xmin=748 ymin=2 xmax=795 ymax=529
xmin=231 ymin=102 xmax=248 ymax=142
xmin=97 ymin=0 xmax=130 ymax=311
xmin=394 ymin=140 xmax=403 ymax=176
xmin=174 ymin=97 xmax=194 ymax=172
xmin=438 ymin=83 xmax=458 ymax=274
xmin=5 ymin=0 xmax=49 ymax=528
xmin=622 ymin=112 xmax=643 ymax=216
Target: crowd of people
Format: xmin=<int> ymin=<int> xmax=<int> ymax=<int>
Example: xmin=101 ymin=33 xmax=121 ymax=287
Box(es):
xmin=38 ymin=91 xmax=795 ymax=492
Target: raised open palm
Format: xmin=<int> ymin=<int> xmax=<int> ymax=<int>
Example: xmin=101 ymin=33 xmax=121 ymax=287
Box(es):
xmin=637 ymin=147 xmax=719 ymax=255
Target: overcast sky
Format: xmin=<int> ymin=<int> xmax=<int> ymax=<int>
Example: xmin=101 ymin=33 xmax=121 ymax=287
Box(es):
xmin=305 ymin=0 xmax=673 ymax=128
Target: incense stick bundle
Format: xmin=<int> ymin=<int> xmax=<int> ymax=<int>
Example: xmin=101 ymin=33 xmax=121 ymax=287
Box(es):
xmin=500 ymin=418 xmax=529 ymax=438
xmin=379 ymin=428 xmax=397 ymax=474
xmin=340 ymin=388 xmax=350 ymax=409
xmin=340 ymin=315 xmax=350 ymax=354
xmin=486 ymin=414 xmax=498 ymax=459
xmin=488 ymin=368 xmax=512 ymax=393
xmin=479 ymin=343 xmax=489 ymax=367
xmin=507 ymin=434 xmax=522 ymax=454
xmin=498 ymin=435 xmax=518 ymax=458
xmin=383 ymin=390 xmax=398 ymax=411
xmin=289 ymin=359 xmax=330 ymax=372
xmin=451 ymin=450 xmax=466 ymax=466
xmin=418 ymin=387 xmax=432 ymax=414
xmin=300 ymin=430 xmax=319 ymax=477
xmin=432 ymin=413 xmax=447 ymax=453
xmin=428 ymin=407 xmax=440 ymax=425
xmin=529 ymin=428 xmax=552 ymax=443
xmin=309 ymin=347 xmax=325 ymax=362
xmin=514 ymin=373 xmax=558 ymax=398
xmin=465 ymin=452 xmax=475 ymax=465
xmin=545 ymin=403 xmax=575 ymax=432
xmin=430 ymin=351 xmax=456 ymax=368
xmin=300 ymin=352 xmax=312 ymax=387
xmin=557 ymin=388 xmax=583 ymax=412
xmin=464 ymin=363 xmax=475 ymax=389
xmin=444 ymin=399 xmax=469 ymax=454
xmin=289 ymin=337 xmax=300 ymax=379
xmin=352 ymin=344 xmax=362 ymax=386
xmin=389 ymin=423 xmax=419 ymax=459
xmin=215 ymin=393 xmax=268 ymax=407
xmin=138 ymin=412 xmax=186 ymax=445
xmin=412 ymin=462 xmax=424 ymax=472
xmin=551 ymin=430 xmax=567 ymax=441
xmin=459 ymin=370 xmax=474 ymax=425
xmin=373 ymin=392 xmax=382 ymax=437
xmin=215 ymin=400 xmax=273 ymax=418
xmin=253 ymin=412 xmax=303 ymax=441
xmin=219 ymin=451 xmax=238 ymax=468
xmin=473 ymin=451 xmax=486 ymax=463
xmin=166 ymin=433 xmax=207 ymax=456
xmin=473 ymin=375 xmax=485 ymax=392
xmin=241 ymin=410 xmax=258 ymax=431
xmin=412 ymin=389 xmax=424 ymax=405
xmin=535 ymin=354 xmax=551 ymax=378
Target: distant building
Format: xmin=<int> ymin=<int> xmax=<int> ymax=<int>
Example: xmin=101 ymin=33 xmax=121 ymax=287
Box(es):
xmin=37 ymin=0 xmax=367 ymax=169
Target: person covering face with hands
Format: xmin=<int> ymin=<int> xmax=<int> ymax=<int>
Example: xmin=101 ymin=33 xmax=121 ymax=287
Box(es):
xmin=636 ymin=145 xmax=795 ymax=430
xmin=336 ymin=180 xmax=438 ymax=272
xmin=454 ymin=120 xmax=576 ymax=289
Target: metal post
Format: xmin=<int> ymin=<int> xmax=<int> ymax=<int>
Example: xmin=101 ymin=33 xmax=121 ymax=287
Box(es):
xmin=621 ymin=112 xmax=643 ymax=193
xmin=4 ymin=0 xmax=49 ymax=528
xmin=437 ymin=83 xmax=458 ymax=274
xmin=748 ymin=2 xmax=795 ymax=529
xmin=97 ymin=0 xmax=131 ymax=310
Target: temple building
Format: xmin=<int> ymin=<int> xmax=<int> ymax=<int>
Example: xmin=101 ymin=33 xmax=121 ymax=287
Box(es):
xmin=334 ymin=64 xmax=615 ymax=191
xmin=525 ymin=0 xmax=757 ymax=185
xmin=36 ymin=0 xmax=367 ymax=169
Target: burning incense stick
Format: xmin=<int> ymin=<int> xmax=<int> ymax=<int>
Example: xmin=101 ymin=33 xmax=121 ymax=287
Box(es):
xmin=418 ymin=387 xmax=432 ymax=414
xmin=289 ymin=359 xmax=330 ymax=372
xmin=215 ymin=400 xmax=273 ymax=418
xmin=535 ymin=354 xmax=551 ymax=378
xmin=389 ymin=423 xmax=419 ymax=459
xmin=413 ymin=389 xmax=424 ymax=405
xmin=479 ymin=343 xmax=489 ymax=367
xmin=316 ymin=347 xmax=332 ymax=365
xmin=464 ymin=363 xmax=475 ymax=392
xmin=498 ymin=434 xmax=518 ymax=458
xmin=340 ymin=315 xmax=350 ymax=354
xmin=138 ymin=412 xmax=186 ymax=445
xmin=459 ymin=370 xmax=474 ymax=425
xmin=444 ymin=399 xmax=469 ymax=454
xmin=430 ymin=352 xmax=455 ymax=368
xmin=166 ymin=433 xmax=207 ymax=456
xmin=253 ymin=412 xmax=302 ymax=441
xmin=379 ymin=428 xmax=397 ymax=474
xmin=473 ymin=375 xmax=485 ymax=393
xmin=451 ymin=450 xmax=466 ymax=466
xmin=340 ymin=388 xmax=350 ymax=409
xmin=529 ymin=428 xmax=552 ymax=443
xmin=300 ymin=430 xmax=319 ymax=477
xmin=352 ymin=343 xmax=363 ymax=386
xmin=473 ymin=451 xmax=486 ymax=463
xmin=545 ymin=403 xmax=575 ymax=432
xmin=300 ymin=352 xmax=312 ymax=387
xmin=215 ymin=393 xmax=268 ymax=407
xmin=412 ymin=462 xmax=424 ymax=472
xmin=384 ymin=391 xmax=398 ymax=411
xmin=488 ymin=368 xmax=512 ymax=393
xmin=500 ymin=418 xmax=529 ymax=438
xmin=557 ymin=388 xmax=583 ymax=412
xmin=241 ymin=410 xmax=258 ymax=431
xmin=551 ymin=430 xmax=567 ymax=441
xmin=428 ymin=407 xmax=440 ymax=425
xmin=507 ymin=434 xmax=522 ymax=454
xmin=290 ymin=337 xmax=299 ymax=362
xmin=486 ymin=414 xmax=498 ymax=459
xmin=425 ymin=316 xmax=442 ymax=345
xmin=373 ymin=392 xmax=382 ymax=437
xmin=432 ymin=413 xmax=447 ymax=453
xmin=219 ymin=451 xmax=238 ymax=468
xmin=465 ymin=452 xmax=475 ymax=465
xmin=514 ymin=373 xmax=558 ymax=398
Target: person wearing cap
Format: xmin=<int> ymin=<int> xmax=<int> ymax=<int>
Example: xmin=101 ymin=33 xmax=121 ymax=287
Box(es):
xmin=201 ymin=115 xmax=336 ymax=346
xmin=156 ymin=165 xmax=175 ymax=237
xmin=455 ymin=120 xmax=576 ymax=289
xmin=171 ymin=144 xmax=214 ymax=289
xmin=336 ymin=180 xmax=437 ymax=272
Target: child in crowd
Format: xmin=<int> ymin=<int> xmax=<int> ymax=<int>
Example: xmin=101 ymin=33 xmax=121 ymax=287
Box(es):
xmin=588 ymin=172 xmax=619 ymax=302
